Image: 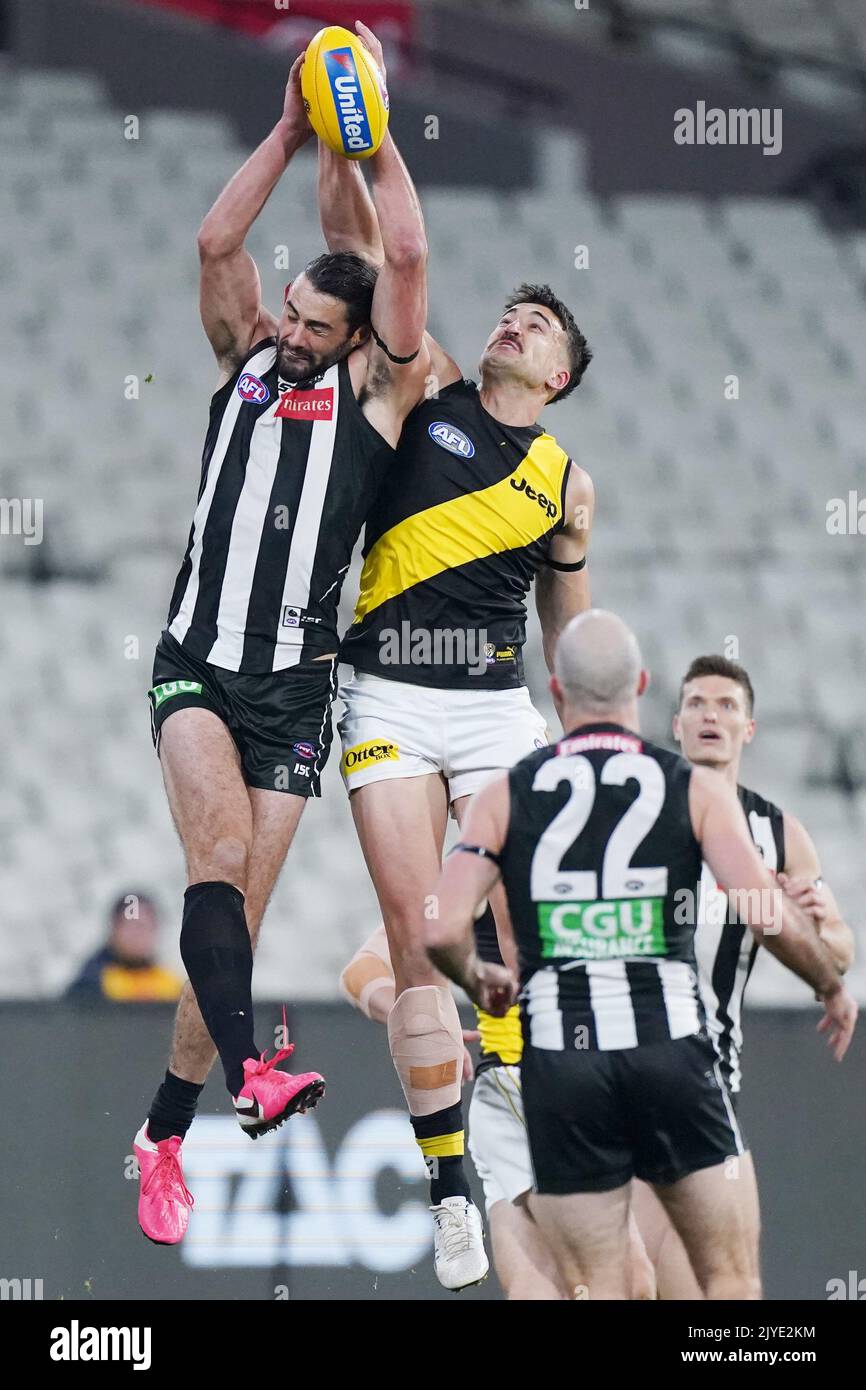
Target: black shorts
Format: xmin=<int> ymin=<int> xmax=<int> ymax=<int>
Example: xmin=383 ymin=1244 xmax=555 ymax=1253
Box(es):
xmin=522 ymin=1031 xmax=746 ymax=1195
xmin=148 ymin=630 xmax=337 ymax=797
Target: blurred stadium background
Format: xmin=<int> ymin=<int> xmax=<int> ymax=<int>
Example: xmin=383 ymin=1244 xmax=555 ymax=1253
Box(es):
xmin=1 ymin=0 xmax=865 ymax=1299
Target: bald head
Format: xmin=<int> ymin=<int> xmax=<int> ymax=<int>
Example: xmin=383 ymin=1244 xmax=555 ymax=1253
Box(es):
xmin=554 ymin=610 xmax=644 ymax=715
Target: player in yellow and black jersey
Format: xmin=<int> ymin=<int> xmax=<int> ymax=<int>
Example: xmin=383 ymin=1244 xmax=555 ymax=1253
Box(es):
xmin=342 ymin=375 xmax=576 ymax=690
xmin=319 ymin=142 xmax=595 ymax=1290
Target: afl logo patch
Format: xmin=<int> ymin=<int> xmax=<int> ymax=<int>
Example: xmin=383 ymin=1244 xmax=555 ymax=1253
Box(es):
xmin=428 ymin=422 xmax=475 ymax=458
xmin=292 ymin=741 xmax=316 ymax=761
xmin=237 ymin=373 xmax=270 ymax=404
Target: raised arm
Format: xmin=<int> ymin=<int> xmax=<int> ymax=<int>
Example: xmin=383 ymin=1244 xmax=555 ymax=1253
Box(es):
xmin=536 ymin=463 xmax=595 ymax=676
xmin=318 ymin=140 xmax=384 ymax=266
xmin=689 ymin=766 xmax=857 ymax=1058
xmin=319 ymin=133 xmax=460 ymax=395
xmin=778 ymin=812 xmax=856 ymax=974
xmin=318 ymin=25 xmax=460 ymax=402
xmin=198 ymin=55 xmax=311 ymax=384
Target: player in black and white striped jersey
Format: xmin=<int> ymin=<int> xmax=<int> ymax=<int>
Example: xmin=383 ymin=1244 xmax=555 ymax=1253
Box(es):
xmin=632 ymin=653 xmax=856 ymax=1298
xmin=132 ymin=37 xmax=432 ymax=1247
xmin=425 ymin=611 xmax=857 ymax=1299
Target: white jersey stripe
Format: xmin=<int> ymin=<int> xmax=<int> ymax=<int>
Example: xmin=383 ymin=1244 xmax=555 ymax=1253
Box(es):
xmin=658 ymin=959 xmax=702 ymax=1039
xmin=170 ymin=344 xmax=276 ymax=653
xmin=712 ymin=1059 xmax=746 ymax=1155
xmin=694 ymin=863 xmax=727 ymax=1065
xmin=724 ymin=940 xmax=754 ymax=1091
xmin=207 ymin=382 xmax=285 ymax=669
xmin=586 ymin=961 xmax=638 ymax=1049
xmin=526 ymin=969 xmax=564 ymax=1051
xmin=273 ymin=362 xmax=341 ymax=672
xmin=696 ymin=808 xmax=778 ymax=1091
xmin=169 ymin=343 xmax=276 ymax=651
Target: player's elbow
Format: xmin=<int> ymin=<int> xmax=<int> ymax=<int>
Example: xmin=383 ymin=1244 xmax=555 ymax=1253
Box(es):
xmin=386 ymin=233 xmax=427 ymax=271
xmin=825 ymin=924 xmax=855 ymax=974
xmin=197 ymin=222 xmax=235 ymax=262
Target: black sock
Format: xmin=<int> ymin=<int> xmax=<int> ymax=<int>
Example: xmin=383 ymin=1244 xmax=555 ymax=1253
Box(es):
xmin=411 ymin=1101 xmax=472 ymax=1205
xmin=147 ymin=1069 xmax=205 ymax=1143
xmin=179 ymin=880 xmax=257 ymax=1097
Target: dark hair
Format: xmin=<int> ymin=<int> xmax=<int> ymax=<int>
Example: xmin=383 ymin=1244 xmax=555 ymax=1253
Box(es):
xmin=108 ymin=891 xmax=159 ymax=924
xmin=503 ymin=282 xmax=592 ymax=403
xmin=679 ymin=655 xmax=755 ymax=716
xmin=302 ymin=251 xmax=379 ymax=336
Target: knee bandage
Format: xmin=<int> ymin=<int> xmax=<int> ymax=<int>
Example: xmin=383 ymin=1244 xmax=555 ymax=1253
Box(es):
xmin=387 ymin=985 xmax=463 ymax=1116
xmin=339 ymin=923 xmax=395 ymax=1023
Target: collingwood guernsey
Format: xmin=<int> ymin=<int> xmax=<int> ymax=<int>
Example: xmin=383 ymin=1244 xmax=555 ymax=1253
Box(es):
xmin=502 ymin=724 xmax=707 ymax=1052
xmin=695 ymin=785 xmax=784 ymax=1092
xmin=166 ymin=338 xmax=394 ymax=673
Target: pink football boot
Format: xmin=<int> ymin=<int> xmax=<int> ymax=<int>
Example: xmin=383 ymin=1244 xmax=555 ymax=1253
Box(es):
xmin=233 ymin=1041 xmax=325 ymax=1139
xmin=133 ymin=1124 xmax=194 ymax=1244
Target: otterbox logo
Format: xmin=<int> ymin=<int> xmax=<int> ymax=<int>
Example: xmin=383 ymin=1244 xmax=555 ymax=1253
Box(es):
xmin=276 ymin=387 xmax=334 ymax=421
xmin=150 ymin=680 xmax=203 ymax=709
xmin=341 ymin=740 xmax=399 ymax=776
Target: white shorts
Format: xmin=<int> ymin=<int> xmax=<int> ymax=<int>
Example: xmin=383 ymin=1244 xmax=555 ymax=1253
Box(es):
xmin=337 ymin=671 xmax=549 ymax=803
xmin=468 ymin=1065 xmax=534 ymax=1214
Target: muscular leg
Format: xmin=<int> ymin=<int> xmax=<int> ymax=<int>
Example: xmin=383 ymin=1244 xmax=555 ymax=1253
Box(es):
xmin=151 ymin=709 xmax=305 ymax=1099
xmin=350 ymin=776 xmax=471 ymax=1203
xmin=652 ymin=1154 xmax=762 ymax=1300
xmin=631 ymin=1178 xmax=703 ymax=1299
xmin=350 ymin=775 xmax=449 ymax=995
xmin=489 ymin=1194 xmax=568 ymax=1300
xmin=168 ymin=780 xmax=307 ymax=1083
xmin=530 ymin=1184 xmax=633 ymax=1300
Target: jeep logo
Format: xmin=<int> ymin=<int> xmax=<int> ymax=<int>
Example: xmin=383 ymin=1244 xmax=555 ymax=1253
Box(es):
xmin=510 ymin=475 xmax=558 ymax=518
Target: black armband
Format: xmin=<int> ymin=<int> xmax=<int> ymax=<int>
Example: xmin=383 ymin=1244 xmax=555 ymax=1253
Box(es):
xmin=370 ymin=323 xmax=421 ymax=365
xmin=544 ymin=555 xmax=587 ymax=573
xmin=449 ymin=842 xmax=503 ymax=868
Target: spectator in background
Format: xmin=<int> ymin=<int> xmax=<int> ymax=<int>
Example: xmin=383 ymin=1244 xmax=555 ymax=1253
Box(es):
xmin=65 ymin=892 xmax=183 ymax=1002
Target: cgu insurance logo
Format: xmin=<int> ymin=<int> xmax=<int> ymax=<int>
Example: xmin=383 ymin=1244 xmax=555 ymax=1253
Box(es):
xmin=180 ymin=1110 xmax=431 ymax=1271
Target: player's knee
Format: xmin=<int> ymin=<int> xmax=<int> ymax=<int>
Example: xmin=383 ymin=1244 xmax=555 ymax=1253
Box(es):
xmin=199 ymin=834 xmax=250 ymax=892
xmin=339 ymin=951 xmax=395 ymax=1022
xmin=387 ymin=985 xmax=463 ymax=1113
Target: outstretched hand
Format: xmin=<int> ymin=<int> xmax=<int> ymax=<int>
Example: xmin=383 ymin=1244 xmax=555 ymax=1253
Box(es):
xmin=817 ymin=983 xmax=858 ymax=1061
xmin=355 ymin=20 xmax=387 ymax=87
xmin=282 ymin=54 xmax=313 ymax=141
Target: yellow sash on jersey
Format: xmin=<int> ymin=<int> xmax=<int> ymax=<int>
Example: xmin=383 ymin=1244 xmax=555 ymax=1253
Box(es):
xmin=352 ymin=434 xmax=569 ymax=623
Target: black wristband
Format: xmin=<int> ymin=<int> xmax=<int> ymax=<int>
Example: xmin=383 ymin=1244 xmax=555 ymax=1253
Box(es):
xmin=370 ymin=322 xmax=421 ymax=364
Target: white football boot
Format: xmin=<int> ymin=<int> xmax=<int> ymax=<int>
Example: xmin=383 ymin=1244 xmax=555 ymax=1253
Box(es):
xmin=431 ymin=1196 xmax=489 ymax=1291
